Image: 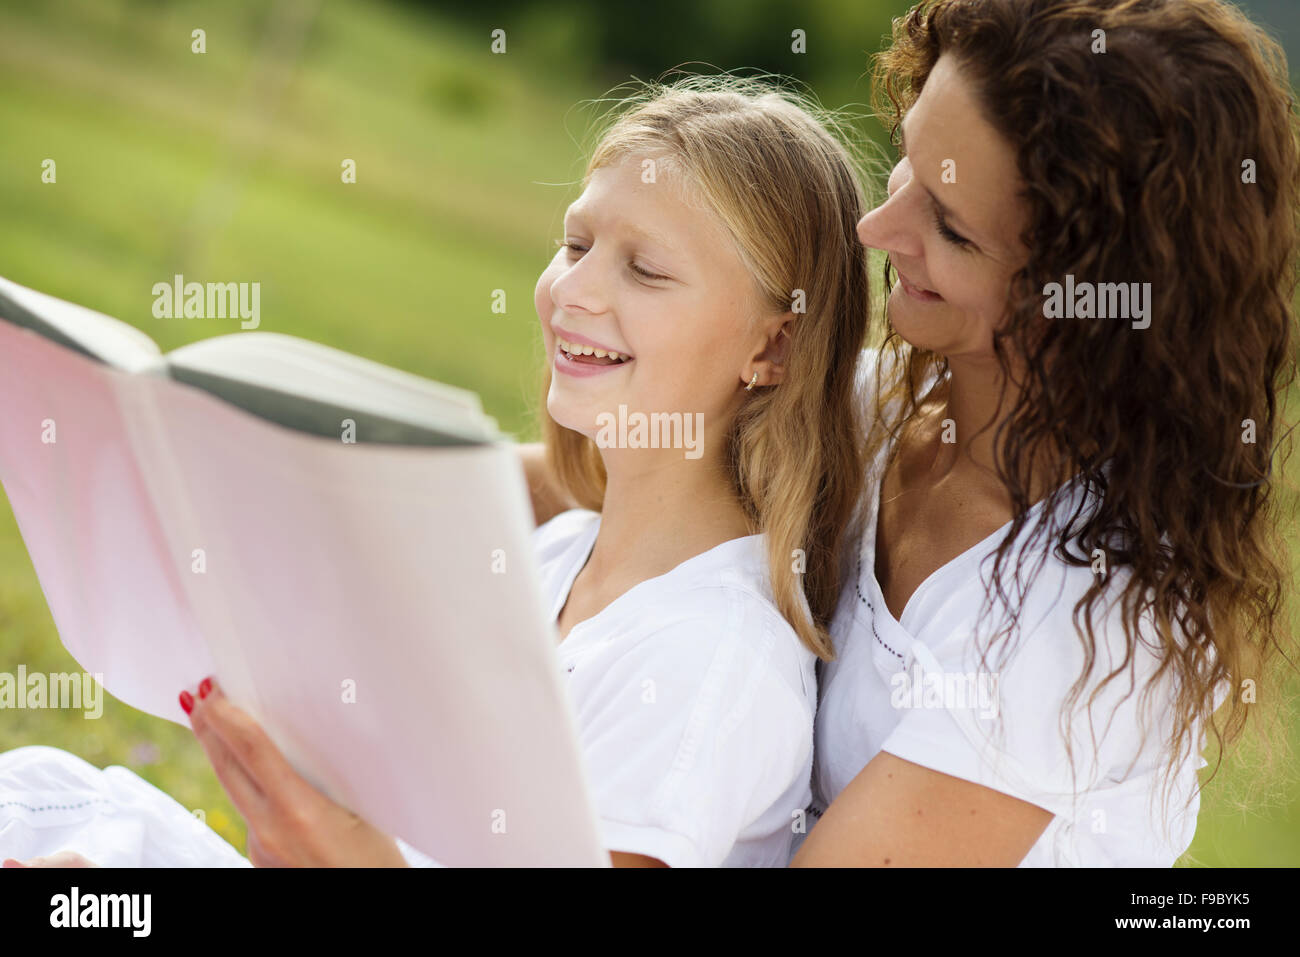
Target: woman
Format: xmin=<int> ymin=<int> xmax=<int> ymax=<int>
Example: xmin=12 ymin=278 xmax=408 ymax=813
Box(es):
xmin=783 ymin=0 xmax=1297 ymax=865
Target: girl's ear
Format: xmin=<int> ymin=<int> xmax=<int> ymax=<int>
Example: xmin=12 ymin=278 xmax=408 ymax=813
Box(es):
xmin=746 ymin=312 xmax=796 ymax=388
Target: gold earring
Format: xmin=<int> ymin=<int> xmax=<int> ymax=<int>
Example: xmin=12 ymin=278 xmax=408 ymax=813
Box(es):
xmin=745 ymin=371 xmax=758 ymax=391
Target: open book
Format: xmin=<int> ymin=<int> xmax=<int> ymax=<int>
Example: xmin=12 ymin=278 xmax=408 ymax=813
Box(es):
xmin=0 ymin=275 xmax=607 ymax=867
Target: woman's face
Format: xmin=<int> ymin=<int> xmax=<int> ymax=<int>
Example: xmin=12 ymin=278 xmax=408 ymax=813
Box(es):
xmin=534 ymin=152 xmax=775 ymax=449
xmin=856 ymin=54 xmax=1030 ymax=360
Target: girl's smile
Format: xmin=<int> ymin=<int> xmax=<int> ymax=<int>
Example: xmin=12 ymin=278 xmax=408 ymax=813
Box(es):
xmin=554 ymin=343 xmax=634 ymax=377
xmin=552 ymin=328 xmax=634 ymax=378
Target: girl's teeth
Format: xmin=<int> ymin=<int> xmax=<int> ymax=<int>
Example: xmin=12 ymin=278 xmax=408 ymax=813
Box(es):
xmin=558 ymin=337 xmax=627 ymax=362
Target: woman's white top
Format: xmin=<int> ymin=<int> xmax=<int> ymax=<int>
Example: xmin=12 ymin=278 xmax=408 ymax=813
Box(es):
xmin=527 ymin=508 xmax=818 ymax=867
xmin=795 ymin=347 xmax=1210 ymax=866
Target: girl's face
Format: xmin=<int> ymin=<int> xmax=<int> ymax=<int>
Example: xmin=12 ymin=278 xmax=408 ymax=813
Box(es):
xmin=856 ymin=54 xmax=1030 ymax=360
xmin=534 ymin=152 xmax=778 ymax=449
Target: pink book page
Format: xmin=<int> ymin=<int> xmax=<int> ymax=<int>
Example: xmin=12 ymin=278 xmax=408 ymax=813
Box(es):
xmin=0 ymin=322 xmax=607 ymax=867
xmin=0 ymin=321 xmax=214 ymax=718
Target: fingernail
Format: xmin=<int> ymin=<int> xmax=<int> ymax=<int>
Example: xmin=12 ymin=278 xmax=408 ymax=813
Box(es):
xmin=198 ymin=677 xmax=212 ymax=700
xmin=179 ymin=690 xmax=194 ymax=714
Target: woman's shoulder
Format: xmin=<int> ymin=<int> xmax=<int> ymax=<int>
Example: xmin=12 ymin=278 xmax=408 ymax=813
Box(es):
xmin=914 ymin=494 xmax=1165 ymax=685
xmin=913 ymin=531 xmax=1198 ymax=774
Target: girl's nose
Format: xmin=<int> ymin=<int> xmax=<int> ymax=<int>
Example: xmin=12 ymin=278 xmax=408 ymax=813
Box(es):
xmin=549 ymin=249 xmax=609 ymax=317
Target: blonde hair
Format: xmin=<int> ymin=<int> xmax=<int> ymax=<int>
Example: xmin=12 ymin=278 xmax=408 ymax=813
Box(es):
xmin=540 ymin=74 xmax=873 ymax=659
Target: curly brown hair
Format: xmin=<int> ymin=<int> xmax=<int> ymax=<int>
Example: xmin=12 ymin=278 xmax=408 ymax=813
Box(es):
xmin=872 ymin=0 xmax=1299 ymax=810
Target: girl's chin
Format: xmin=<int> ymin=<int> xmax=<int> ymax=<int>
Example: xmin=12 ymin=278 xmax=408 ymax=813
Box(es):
xmin=544 ymin=399 xmax=603 ymax=439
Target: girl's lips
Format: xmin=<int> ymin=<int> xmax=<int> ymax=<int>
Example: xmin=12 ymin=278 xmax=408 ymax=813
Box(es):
xmin=897 ymin=271 xmax=944 ymax=302
xmin=554 ymin=346 xmax=634 ymax=378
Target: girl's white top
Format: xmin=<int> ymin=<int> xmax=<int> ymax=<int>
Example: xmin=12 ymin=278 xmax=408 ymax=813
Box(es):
xmin=527 ymin=509 xmax=818 ymax=867
xmin=794 ymin=347 xmax=1213 ymax=867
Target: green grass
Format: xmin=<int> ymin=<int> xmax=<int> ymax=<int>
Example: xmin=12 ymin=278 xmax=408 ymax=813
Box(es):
xmin=0 ymin=0 xmax=1296 ymax=865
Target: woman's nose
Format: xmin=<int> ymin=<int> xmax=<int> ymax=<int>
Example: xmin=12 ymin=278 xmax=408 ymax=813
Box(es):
xmin=856 ymin=158 xmax=924 ymax=258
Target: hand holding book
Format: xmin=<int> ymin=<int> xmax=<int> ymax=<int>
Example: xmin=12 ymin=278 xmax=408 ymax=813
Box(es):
xmin=180 ymin=676 xmax=409 ymax=868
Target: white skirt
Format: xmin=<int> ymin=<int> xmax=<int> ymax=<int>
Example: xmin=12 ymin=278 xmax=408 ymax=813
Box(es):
xmin=0 ymin=745 xmax=250 ymax=867
xmin=0 ymin=745 xmax=442 ymax=867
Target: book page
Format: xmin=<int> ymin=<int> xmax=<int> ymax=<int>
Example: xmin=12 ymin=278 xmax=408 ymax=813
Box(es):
xmin=0 ymin=276 xmax=161 ymax=373
xmin=114 ymin=366 xmax=606 ymax=867
xmin=0 ymin=322 xmax=214 ymax=717
xmin=159 ymin=332 xmax=503 ymax=447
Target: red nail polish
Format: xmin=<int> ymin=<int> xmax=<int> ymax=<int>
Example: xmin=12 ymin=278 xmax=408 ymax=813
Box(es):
xmin=198 ymin=677 xmax=212 ymax=700
xmin=179 ymin=690 xmax=194 ymax=714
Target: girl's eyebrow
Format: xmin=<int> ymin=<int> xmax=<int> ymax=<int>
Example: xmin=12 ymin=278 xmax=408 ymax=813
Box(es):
xmin=564 ymin=206 xmax=680 ymax=257
xmin=625 ymin=222 xmax=679 ymax=255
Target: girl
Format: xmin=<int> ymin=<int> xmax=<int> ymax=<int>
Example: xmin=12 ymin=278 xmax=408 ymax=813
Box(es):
xmin=2 ymin=75 xmax=873 ymax=867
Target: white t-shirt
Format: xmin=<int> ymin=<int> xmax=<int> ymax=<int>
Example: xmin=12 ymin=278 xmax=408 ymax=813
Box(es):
xmin=796 ymin=348 xmax=1211 ymax=867
xmin=528 ymin=508 xmax=818 ymax=867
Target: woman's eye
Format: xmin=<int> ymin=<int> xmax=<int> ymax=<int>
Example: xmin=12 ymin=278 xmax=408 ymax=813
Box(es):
xmin=931 ymin=206 xmax=972 ymax=249
xmin=557 ymin=239 xmax=587 ymax=255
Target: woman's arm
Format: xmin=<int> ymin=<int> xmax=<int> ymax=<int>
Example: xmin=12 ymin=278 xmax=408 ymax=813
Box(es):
xmin=518 ymin=442 xmax=574 ymax=527
xmin=610 ymin=852 xmax=669 ymax=867
xmin=790 ymin=752 xmax=1053 ymax=867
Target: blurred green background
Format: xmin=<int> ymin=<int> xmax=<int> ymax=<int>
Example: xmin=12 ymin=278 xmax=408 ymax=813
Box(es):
xmin=0 ymin=0 xmax=1295 ymax=864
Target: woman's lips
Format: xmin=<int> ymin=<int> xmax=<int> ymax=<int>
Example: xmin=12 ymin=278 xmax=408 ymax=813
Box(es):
xmin=896 ymin=271 xmax=943 ymax=302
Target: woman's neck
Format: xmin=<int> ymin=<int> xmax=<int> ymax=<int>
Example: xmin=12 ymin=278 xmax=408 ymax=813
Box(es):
xmin=930 ymin=352 xmax=1071 ymax=505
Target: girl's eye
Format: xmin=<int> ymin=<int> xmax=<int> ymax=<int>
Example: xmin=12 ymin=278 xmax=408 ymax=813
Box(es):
xmin=931 ymin=206 xmax=972 ymax=248
xmin=629 ymin=261 xmax=669 ymax=281
xmin=555 ymin=240 xmax=669 ymax=281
